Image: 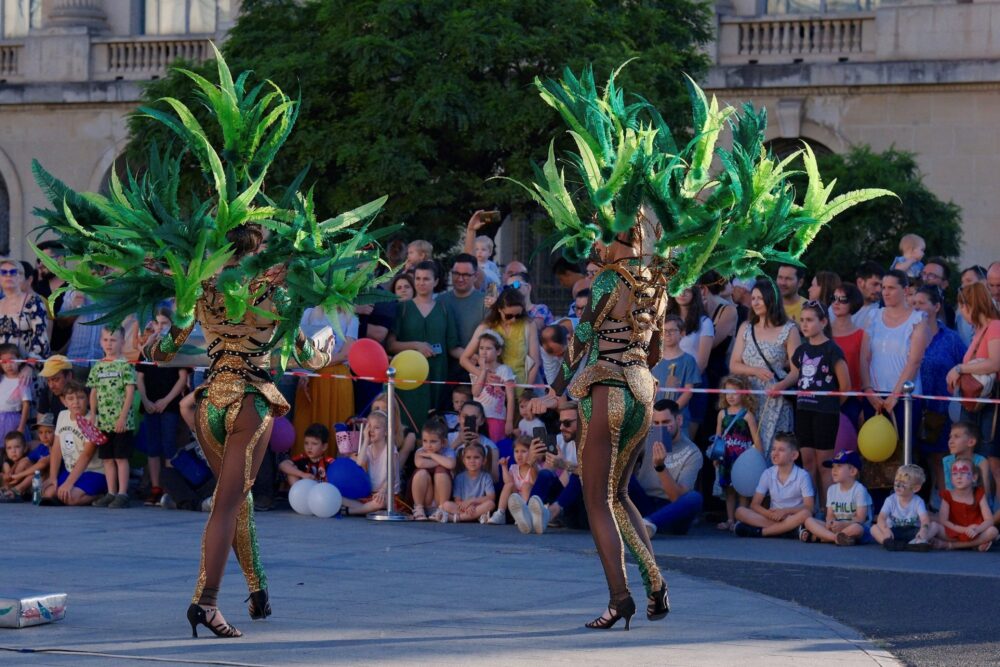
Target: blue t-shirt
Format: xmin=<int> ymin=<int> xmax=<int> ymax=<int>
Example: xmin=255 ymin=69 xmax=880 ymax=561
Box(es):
xmin=28 ymin=444 xmax=50 ymax=463
xmin=653 ymin=353 xmax=701 ymax=421
xmin=919 ymin=324 xmax=965 ymax=412
xmin=452 ymin=471 xmax=495 ymax=500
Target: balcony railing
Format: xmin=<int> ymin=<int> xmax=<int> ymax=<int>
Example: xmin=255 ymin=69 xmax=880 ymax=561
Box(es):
xmin=718 ymin=14 xmax=875 ymax=65
xmin=91 ymin=36 xmax=213 ymax=81
xmin=0 ymin=42 xmax=23 ymax=79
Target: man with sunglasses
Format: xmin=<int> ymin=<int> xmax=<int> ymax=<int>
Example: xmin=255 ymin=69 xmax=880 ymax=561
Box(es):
xmin=921 ymin=258 xmax=956 ymax=329
xmin=629 ymin=399 xmax=703 ymax=538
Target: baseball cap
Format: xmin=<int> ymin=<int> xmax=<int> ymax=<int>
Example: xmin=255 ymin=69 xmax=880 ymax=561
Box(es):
xmin=823 ymin=449 xmax=863 ymax=470
xmin=39 ymin=355 xmax=73 ymax=378
xmin=35 ymin=413 xmax=55 ymax=429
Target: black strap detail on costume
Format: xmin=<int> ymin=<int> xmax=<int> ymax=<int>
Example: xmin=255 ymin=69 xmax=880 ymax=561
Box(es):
xmin=597 ymin=355 xmax=646 ymax=367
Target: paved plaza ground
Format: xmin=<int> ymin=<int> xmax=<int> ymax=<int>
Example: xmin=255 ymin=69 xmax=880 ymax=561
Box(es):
xmin=1 ymin=503 xmax=994 ymax=666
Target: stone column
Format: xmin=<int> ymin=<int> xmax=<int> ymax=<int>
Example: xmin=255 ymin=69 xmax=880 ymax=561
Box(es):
xmin=47 ymin=0 xmax=108 ymax=31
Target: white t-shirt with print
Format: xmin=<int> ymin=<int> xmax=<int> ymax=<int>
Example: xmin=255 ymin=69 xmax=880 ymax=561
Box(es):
xmin=55 ymin=410 xmax=102 ymax=473
xmin=471 ymin=364 xmax=515 ymax=421
xmin=826 ymin=480 xmax=872 ymax=524
xmin=0 ymin=375 xmax=31 ymax=413
xmin=879 ymin=493 xmax=927 ymax=529
xmin=755 ymin=465 xmax=815 ymax=509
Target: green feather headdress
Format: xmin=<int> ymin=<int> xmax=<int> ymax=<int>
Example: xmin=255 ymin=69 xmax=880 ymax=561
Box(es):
xmin=510 ymin=64 xmax=895 ymax=294
xmin=31 ymin=45 xmax=393 ymax=370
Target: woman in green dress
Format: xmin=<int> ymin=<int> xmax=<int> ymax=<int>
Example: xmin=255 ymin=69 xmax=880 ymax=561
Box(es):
xmin=387 ymin=260 xmax=461 ymax=432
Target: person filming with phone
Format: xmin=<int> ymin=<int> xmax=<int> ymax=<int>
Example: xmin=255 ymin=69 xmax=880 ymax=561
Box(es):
xmin=508 ymin=401 xmax=585 ymax=534
xmin=628 ymin=399 xmax=704 ymax=537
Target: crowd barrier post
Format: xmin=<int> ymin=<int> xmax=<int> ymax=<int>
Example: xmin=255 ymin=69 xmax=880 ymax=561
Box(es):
xmin=368 ymin=367 xmax=406 ymax=522
xmin=902 ymin=381 xmax=915 ymax=466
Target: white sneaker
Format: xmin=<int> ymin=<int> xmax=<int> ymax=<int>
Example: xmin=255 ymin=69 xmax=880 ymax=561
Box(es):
xmin=643 ymin=519 xmax=657 ymax=539
xmin=508 ymin=494 xmax=533 ymax=534
xmin=200 ymin=497 xmax=213 ymax=512
xmin=528 ymin=495 xmax=549 ymax=535
xmin=479 ymin=512 xmax=489 ymax=524
xmin=487 ymin=509 xmax=506 ymax=525
xmin=159 ymin=493 xmax=176 ymax=509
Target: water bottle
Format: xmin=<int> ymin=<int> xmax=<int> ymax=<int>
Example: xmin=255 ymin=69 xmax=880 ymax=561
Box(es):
xmin=32 ymin=471 xmax=42 ymax=505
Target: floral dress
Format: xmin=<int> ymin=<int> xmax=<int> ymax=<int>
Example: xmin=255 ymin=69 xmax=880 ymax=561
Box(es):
xmin=740 ymin=321 xmax=796 ymax=456
xmin=0 ymin=293 xmax=50 ymax=358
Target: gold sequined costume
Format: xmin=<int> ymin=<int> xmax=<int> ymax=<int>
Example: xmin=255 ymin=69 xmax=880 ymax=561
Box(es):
xmin=155 ymin=276 xmax=330 ymax=607
xmin=552 ymin=242 xmax=669 ymax=610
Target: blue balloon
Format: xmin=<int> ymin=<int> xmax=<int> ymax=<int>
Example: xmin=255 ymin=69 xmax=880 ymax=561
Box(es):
xmin=731 ymin=447 xmax=768 ymax=498
xmin=325 ymin=458 xmax=372 ymax=499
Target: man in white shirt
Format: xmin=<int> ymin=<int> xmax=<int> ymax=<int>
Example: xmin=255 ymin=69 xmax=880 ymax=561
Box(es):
xmin=852 ymin=261 xmax=884 ymax=331
xmin=629 ymin=399 xmax=704 ymax=537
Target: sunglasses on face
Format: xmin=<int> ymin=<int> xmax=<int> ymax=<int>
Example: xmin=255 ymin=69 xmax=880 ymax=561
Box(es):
xmin=501 ymin=310 xmax=523 ymax=320
xmin=0 ymin=269 xmax=21 ymax=277
xmin=832 ymin=295 xmax=850 ymax=304
xmin=560 ymin=419 xmax=577 ymax=427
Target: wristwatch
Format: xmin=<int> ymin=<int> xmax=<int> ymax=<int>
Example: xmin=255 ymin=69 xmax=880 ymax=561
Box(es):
xmin=654 ymin=463 xmax=666 ymax=473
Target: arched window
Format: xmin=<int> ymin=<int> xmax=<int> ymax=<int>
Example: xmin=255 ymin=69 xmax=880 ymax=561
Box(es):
xmin=144 ymin=0 xmax=219 ymax=35
xmin=2 ymin=0 xmax=41 ymax=38
xmin=767 ymin=0 xmax=881 ymax=13
xmin=0 ymin=170 xmax=9 ymax=256
xmin=765 ymin=137 xmax=833 ymax=161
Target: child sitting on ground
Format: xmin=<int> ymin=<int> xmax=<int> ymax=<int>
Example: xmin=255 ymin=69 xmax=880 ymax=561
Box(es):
xmin=0 ymin=344 xmax=31 ymax=437
xmin=932 ymin=458 xmax=999 ymax=551
xmin=871 ymin=464 xmax=933 ymax=551
xmin=517 ymin=390 xmax=545 ymax=437
xmin=451 ymin=400 xmax=499 ymax=482
xmin=439 ymin=442 xmax=496 ymax=523
xmin=734 ymin=433 xmax=814 ymax=538
xmin=1 ymin=431 xmax=32 ymax=500
xmin=15 ymin=413 xmax=55 ymax=490
xmin=343 ymin=411 xmax=400 ymax=515
xmin=488 ymin=435 xmax=538 ymax=525
xmin=411 ymin=418 xmax=457 ymax=521
xmin=42 ymin=380 xmax=107 ymax=506
xmin=942 ymin=421 xmax=991 ymax=501
xmin=279 ymin=423 xmax=334 ymax=486
xmin=469 ymin=330 xmax=516 ymax=442
xmin=446 ymin=385 xmax=473 ymax=434
xmin=800 ymin=450 xmax=871 ymax=545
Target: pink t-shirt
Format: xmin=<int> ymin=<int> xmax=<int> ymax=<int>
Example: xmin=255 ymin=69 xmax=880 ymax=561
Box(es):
xmin=963 ymin=320 xmax=1000 ymax=364
xmin=471 ymin=364 xmax=515 ymax=420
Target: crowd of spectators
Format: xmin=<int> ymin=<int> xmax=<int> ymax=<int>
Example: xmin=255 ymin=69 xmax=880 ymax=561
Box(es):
xmin=3 ymin=222 xmax=1000 ymax=553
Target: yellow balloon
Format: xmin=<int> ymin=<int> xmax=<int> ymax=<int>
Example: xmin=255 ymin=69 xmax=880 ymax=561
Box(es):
xmin=857 ymin=414 xmax=897 ymax=463
xmin=391 ymin=350 xmax=429 ymax=391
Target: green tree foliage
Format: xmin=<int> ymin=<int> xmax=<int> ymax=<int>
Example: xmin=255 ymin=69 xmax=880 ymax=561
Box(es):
xmin=127 ymin=0 xmax=713 ymax=252
xmin=794 ymin=146 xmax=963 ymax=280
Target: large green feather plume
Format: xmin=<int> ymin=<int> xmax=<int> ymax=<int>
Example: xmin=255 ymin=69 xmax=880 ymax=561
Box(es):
xmin=514 ymin=64 xmax=896 ymax=294
xmin=31 ymin=45 xmax=391 ymax=370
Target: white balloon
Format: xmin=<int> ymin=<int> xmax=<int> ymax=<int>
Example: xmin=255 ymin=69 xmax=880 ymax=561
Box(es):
xmin=308 ymin=483 xmax=343 ymax=519
xmin=288 ymin=479 xmax=318 ymax=515
xmin=731 ymin=447 xmax=768 ymax=498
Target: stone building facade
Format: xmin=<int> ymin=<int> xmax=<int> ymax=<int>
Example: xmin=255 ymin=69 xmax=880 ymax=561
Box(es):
xmin=707 ymin=0 xmax=1000 ymax=266
xmin=0 ymin=0 xmax=228 ymax=257
xmin=1 ymin=0 xmax=997 ymax=269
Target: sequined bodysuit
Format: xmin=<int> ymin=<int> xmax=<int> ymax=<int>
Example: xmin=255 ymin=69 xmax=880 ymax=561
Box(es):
xmin=552 ymin=258 xmax=669 ymax=603
xmin=157 ymin=275 xmax=330 ymax=605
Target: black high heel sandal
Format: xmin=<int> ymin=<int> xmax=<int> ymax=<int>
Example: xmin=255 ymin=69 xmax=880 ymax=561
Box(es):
xmin=585 ymin=595 xmax=636 ymax=631
xmin=246 ymin=589 xmax=271 ymax=620
xmin=187 ymin=603 xmax=243 ymax=638
xmin=647 ymin=584 xmax=670 ymax=621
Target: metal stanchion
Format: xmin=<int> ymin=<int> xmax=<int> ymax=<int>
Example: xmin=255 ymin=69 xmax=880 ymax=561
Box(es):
xmin=368 ymin=367 xmax=407 ymax=522
xmin=902 ymin=381 xmax=915 ymax=466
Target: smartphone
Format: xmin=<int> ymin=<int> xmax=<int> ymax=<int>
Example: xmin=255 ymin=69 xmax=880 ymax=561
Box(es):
xmin=481 ymin=210 xmax=501 ymax=225
xmin=544 ymin=435 xmax=559 ymax=455
xmin=464 ymin=415 xmax=477 ymax=431
xmin=660 ymin=425 xmax=673 ymax=453
xmin=532 ymin=426 xmax=547 ymax=442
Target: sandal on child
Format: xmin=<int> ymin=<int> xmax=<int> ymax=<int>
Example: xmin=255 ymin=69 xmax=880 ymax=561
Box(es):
xmin=978 ymin=540 xmax=993 ymax=553
xmin=716 ymin=520 xmax=733 ymax=531
xmin=412 ymin=506 xmax=427 ymax=521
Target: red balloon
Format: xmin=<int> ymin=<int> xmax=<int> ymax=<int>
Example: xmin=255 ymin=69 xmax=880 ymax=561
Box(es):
xmin=348 ymin=338 xmax=389 ymax=382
